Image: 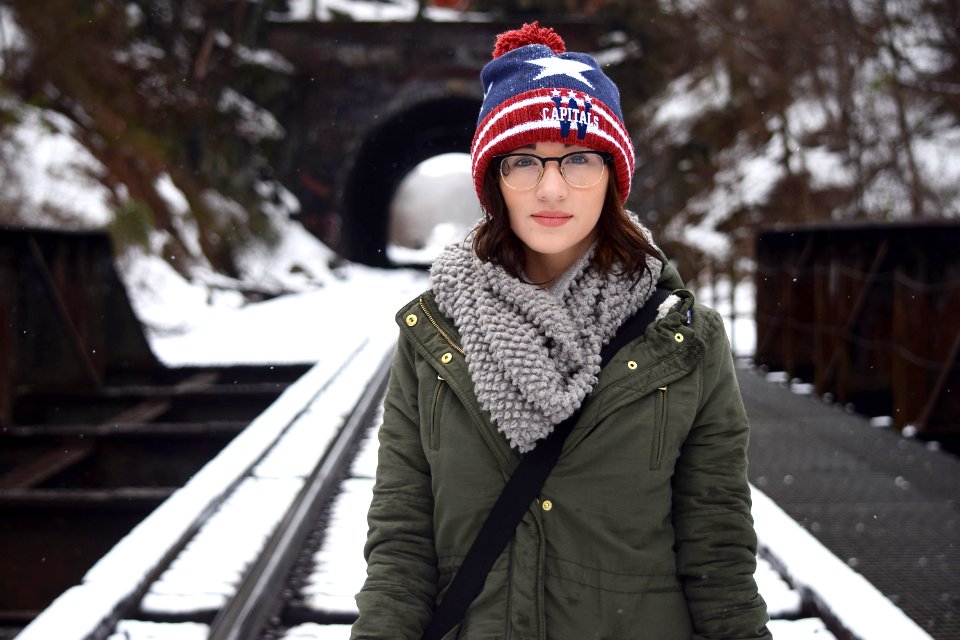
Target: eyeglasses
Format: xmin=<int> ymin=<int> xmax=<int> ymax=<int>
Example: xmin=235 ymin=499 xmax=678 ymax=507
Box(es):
xmin=496 ymin=151 xmax=612 ymax=190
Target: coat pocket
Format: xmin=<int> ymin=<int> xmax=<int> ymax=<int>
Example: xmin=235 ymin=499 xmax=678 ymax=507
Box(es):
xmin=430 ymin=375 xmax=447 ymax=451
xmin=649 ymin=385 xmax=668 ymax=470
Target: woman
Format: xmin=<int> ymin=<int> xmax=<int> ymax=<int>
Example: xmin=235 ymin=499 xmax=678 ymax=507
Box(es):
xmin=352 ymin=22 xmax=771 ymax=640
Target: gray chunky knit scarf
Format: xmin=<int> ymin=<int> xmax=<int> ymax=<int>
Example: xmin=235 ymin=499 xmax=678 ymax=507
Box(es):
xmin=430 ymin=234 xmax=663 ymax=452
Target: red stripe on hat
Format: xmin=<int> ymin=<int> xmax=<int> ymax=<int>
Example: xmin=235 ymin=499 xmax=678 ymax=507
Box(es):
xmin=471 ymin=88 xmax=634 ymax=204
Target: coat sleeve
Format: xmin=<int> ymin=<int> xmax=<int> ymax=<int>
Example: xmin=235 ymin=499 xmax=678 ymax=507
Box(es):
xmin=351 ymin=334 xmax=438 ymax=639
xmin=671 ymin=307 xmax=772 ymax=640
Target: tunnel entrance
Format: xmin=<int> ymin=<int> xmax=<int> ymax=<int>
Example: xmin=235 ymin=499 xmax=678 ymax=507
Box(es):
xmin=387 ymin=152 xmax=479 ymax=265
xmin=341 ymin=96 xmax=481 ymax=266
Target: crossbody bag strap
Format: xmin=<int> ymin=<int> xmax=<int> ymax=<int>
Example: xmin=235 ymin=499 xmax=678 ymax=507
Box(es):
xmin=420 ymin=286 xmax=673 ymax=640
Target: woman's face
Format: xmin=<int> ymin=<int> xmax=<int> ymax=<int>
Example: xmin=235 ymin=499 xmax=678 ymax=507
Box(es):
xmin=499 ymin=141 xmax=608 ymax=279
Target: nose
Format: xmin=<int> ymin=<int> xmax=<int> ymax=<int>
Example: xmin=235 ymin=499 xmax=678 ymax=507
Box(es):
xmin=536 ymin=160 xmax=568 ymax=200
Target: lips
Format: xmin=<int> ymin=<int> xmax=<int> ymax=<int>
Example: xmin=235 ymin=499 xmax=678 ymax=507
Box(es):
xmin=531 ymin=211 xmax=573 ymax=227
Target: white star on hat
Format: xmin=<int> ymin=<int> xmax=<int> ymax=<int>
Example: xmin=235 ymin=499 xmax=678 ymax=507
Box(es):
xmin=526 ymin=57 xmax=596 ymax=89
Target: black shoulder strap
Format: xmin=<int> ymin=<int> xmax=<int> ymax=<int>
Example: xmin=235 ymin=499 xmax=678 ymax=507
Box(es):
xmin=421 ymin=286 xmax=673 ymax=640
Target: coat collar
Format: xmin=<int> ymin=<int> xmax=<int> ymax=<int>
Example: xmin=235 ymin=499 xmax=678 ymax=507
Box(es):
xmin=396 ymin=293 xmax=522 ymax=473
xmin=395 ymin=276 xmax=706 ymax=465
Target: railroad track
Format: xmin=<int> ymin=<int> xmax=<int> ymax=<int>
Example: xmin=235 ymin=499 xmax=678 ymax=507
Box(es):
xmin=11 ymin=334 xmax=393 ymax=640
xmin=0 ymin=361 xmax=312 ymax=639
xmin=13 ymin=338 xmax=904 ymax=640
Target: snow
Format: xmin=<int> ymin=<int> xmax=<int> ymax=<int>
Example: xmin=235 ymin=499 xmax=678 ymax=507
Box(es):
xmin=648 ymin=65 xmax=731 ymax=144
xmin=301 ymin=477 xmax=374 ymax=613
xmin=700 ymin=283 xmax=755 ymax=357
xmin=752 ymin=487 xmax=934 ymax=640
xmin=113 ymin=40 xmax=166 ymax=69
xmin=106 ymin=621 xmax=210 ymax=640
xmin=0 ymin=5 xmax=27 ymax=75
xmin=0 ymin=103 xmax=115 ymax=228
xmin=283 ymin=0 xmax=474 ymax=22
xmin=387 ymin=152 xmax=480 ymax=264
xmin=234 ymin=43 xmax=296 ymax=74
xmin=914 ymin=126 xmax=960 ymax=197
xmin=803 ymin=146 xmax=856 ymax=190
xmin=662 ymin=129 xmax=786 ymax=261
xmin=280 ymin=624 xmax=353 ymax=640
xmin=218 ymin=87 xmax=286 ymax=141
xmin=143 ymin=263 xmax=423 ymax=365
xmin=139 ymin=476 xmax=304 ymax=615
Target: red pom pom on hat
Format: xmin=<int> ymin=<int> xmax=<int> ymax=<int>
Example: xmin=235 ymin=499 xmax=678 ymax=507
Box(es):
xmin=492 ymin=21 xmax=565 ymax=58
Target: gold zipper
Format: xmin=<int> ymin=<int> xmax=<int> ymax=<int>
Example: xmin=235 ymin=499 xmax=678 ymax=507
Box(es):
xmin=418 ymin=296 xmax=466 ymax=356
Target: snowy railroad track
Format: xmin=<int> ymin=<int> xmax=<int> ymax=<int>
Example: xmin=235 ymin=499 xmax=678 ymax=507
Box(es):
xmin=16 ymin=334 xmax=905 ymax=640
xmin=14 ymin=333 xmax=396 ymax=640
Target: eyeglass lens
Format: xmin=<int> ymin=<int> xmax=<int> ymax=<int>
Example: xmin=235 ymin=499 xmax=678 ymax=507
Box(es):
xmin=499 ymin=152 xmax=607 ymax=190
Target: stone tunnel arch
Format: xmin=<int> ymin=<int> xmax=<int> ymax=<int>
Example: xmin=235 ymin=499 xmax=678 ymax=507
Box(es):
xmin=265 ymin=20 xmax=614 ymax=267
xmin=341 ymin=95 xmax=481 ymax=266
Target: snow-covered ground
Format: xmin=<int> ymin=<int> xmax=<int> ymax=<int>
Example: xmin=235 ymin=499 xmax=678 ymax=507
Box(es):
xmin=125 ymin=242 xmax=427 ymax=366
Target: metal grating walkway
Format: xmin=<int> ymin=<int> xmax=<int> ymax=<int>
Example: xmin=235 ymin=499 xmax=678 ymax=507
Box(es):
xmin=740 ymin=366 xmax=959 ymax=639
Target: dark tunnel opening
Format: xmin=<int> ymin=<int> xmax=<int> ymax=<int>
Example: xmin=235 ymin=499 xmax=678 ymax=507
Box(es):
xmin=341 ymin=96 xmax=481 ymax=267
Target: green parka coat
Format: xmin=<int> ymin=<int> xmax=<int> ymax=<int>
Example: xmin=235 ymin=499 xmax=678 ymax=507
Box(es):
xmin=352 ymin=265 xmax=771 ymax=640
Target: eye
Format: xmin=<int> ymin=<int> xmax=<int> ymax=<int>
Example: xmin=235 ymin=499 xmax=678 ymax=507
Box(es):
xmin=507 ymin=155 xmax=538 ymax=169
xmin=565 ymin=153 xmax=591 ymax=165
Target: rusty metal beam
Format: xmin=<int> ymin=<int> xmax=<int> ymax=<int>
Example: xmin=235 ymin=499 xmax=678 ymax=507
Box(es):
xmin=0 ymin=299 xmax=10 ymax=425
xmin=820 ymin=238 xmax=890 ymax=397
xmin=105 ymin=398 xmax=172 ymax=424
xmin=0 ymin=444 xmax=95 ymax=490
xmin=917 ymin=328 xmax=960 ymax=433
xmin=754 ymin=222 xmax=960 ymax=436
xmin=1 ymin=421 xmax=248 ymax=438
xmin=26 ymin=235 xmax=102 ymax=389
xmin=1 ymin=227 xmax=163 ymax=427
xmin=755 ymin=233 xmax=815 ymax=371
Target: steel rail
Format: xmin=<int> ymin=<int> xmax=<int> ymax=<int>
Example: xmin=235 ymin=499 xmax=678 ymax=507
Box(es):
xmin=207 ymin=346 xmax=395 ymax=640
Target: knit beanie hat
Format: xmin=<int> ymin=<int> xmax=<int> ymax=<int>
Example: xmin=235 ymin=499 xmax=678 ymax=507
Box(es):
xmin=471 ymin=22 xmax=635 ymax=206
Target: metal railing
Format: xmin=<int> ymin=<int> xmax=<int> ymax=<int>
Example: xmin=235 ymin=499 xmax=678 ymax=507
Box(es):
xmin=753 ymin=221 xmax=960 ymax=437
xmin=0 ymin=227 xmax=160 ymax=425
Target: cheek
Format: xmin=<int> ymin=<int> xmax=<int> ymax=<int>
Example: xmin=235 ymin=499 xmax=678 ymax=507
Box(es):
xmin=508 ymin=212 xmax=536 ymax=244
xmin=589 ymin=182 xmax=609 ymax=221
xmin=578 ymin=191 xmax=606 ymax=225
xmin=502 ymin=191 xmax=527 ymax=230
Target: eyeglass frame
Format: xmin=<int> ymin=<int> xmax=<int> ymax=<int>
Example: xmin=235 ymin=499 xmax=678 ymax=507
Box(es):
xmin=495 ymin=150 xmax=613 ymax=190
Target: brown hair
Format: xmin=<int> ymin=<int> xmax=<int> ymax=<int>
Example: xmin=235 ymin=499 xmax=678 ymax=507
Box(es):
xmin=472 ymin=165 xmax=663 ymax=281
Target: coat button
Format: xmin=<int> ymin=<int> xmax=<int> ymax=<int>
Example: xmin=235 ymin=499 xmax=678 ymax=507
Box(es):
xmin=542 ymin=499 xmax=553 ymax=511
xmin=627 ymin=360 xmax=638 ymax=370
xmin=405 ymin=314 xmax=418 ymax=327
xmin=441 ymin=352 xmax=453 ymax=364
xmin=674 ymin=332 xmax=684 ymax=343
